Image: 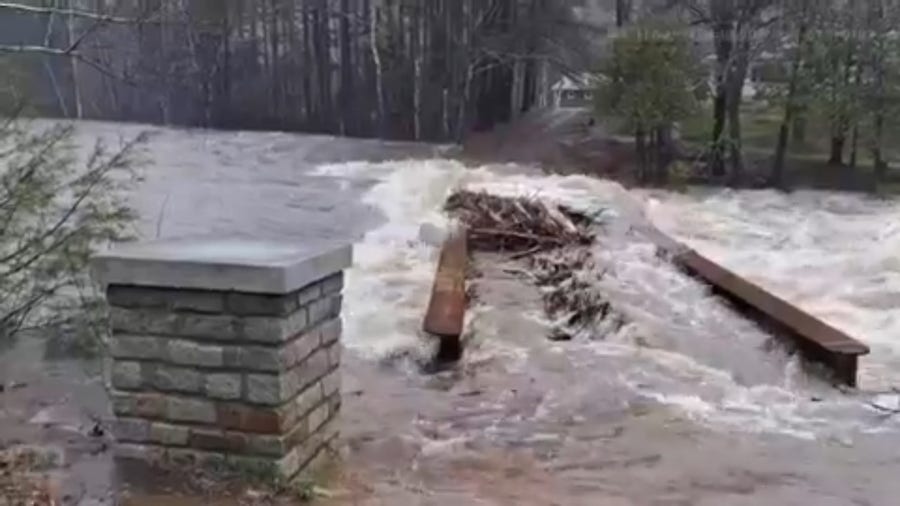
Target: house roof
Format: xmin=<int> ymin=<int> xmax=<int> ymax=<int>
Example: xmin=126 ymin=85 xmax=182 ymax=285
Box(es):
xmin=552 ymin=73 xmax=603 ymax=91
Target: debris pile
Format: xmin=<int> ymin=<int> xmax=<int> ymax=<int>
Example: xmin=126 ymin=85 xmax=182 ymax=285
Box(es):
xmin=532 ymin=249 xmax=605 ymax=340
xmin=445 ymin=190 xmax=593 ymax=254
xmin=446 ymin=190 xmax=625 ymax=342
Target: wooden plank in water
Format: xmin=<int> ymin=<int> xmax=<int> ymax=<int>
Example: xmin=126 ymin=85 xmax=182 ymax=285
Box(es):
xmin=423 ymin=230 xmax=468 ymax=361
xmin=651 ymin=229 xmax=869 ymax=387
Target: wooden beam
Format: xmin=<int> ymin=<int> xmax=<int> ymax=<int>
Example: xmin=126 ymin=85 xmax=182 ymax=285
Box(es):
xmin=423 ymin=229 xmax=468 ymax=361
xmin=647 ymin=226 xmax=869 ymax=387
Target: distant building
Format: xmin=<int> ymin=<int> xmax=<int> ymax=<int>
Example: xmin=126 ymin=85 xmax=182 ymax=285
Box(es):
xmin=551 ymin=73 xmax=603 ymax=109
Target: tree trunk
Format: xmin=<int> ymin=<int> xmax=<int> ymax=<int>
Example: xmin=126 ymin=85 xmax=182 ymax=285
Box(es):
xmin=371 ymin=2 xmax=387 ymax=138
xmin=773 ymin=123 xmax=790 ymax=187
xmin=655 ymin=126 xmax=672 ymax=184
xmin=537 ymin=60 xmax=549 ymax=108
xmin=456 ymin=62 xmax=475 ymax=143
xmin=772 ymin=0 xmax=810 ymax=189
xmin=829 ymin=136 xmax=845 ymax=165
xmin=874 ymin=112 xmax=887 ymax=179
xmin=710 ymin=89 xmax=727 ymax=176
xmin=727 ymin=100 xmax=743 ymax=186
xmin=302 ymin=5 xmax=315 ymax=125
xmin=792 ymin=113 xmax=807 ymax=146
xmin=313 ymin=0 xmax=333 ymax=132
xmin=616 ymin=0 xmax=631 ymax=28
xmin=184 ymin=4 xmax=207 ymax=126
xmin=442 ymin=88 xmax=450 ymax=139
xmin=871 ymin=0 xmax=888 ymax=180
xmin=339 ymin=0 xmax=353 ymax=135
xmin=412 ymin=1 xmax=422 ymax=140
xmin=160 ymin=0 xmax=172 ymax=123
xmin=362 ymin=0 xmax=374 ymax=132
xmin=509 ymin=59 xmax=525 ymax=122
xmin=848 ymin=46 xmax=864 ymax=170
xmin=635 ymin=127 xmax=647 ymax=183
xmin=260 ymin=2 xmax=271 ymax=103
xmin=418 ymin=2 xmax=428 ymax=139
xmin=710 ymin=15 xmax=733 ymax=178
xmin=220 ymin=5 xmax=231 ymax=125
xmin=269 ymin=0 xmax=281 ymax=121
xmin=827 ymin=15 xmax=856 ymax=168
xmin=42 ymin=1 xmax=69 ymax=117
xmin=726 ymin=31 xmax=751 ymax=186
xmin=67 ymin=0 xmax=83 ymax=119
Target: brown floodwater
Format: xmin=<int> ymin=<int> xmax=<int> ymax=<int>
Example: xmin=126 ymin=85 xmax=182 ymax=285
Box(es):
xmin=3 ymin=121 xmax=900 ymax=505
xmin=5 ymin=254 xmax=900 ymax=505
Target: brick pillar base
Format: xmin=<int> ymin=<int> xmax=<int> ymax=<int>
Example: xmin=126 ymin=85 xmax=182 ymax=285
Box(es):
xmin=92 ymin=238 xmax=352 ymax=481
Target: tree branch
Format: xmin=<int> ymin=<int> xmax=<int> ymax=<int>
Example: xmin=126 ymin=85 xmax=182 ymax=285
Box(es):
xmin=0 ymin=44 xmax=138 ymax=86
xmin=0 ymin=2 xmax=155 ymax=24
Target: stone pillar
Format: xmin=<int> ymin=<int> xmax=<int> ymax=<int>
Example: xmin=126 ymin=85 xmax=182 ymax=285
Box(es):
xmin=91 ymin=238 xmax=352 ymax=481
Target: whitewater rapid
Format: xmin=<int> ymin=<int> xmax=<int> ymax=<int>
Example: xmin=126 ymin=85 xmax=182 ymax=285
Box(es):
xmin=314 ymin=160 xmax=900 ymax=440
xmin=12 ymin=120 xmax=900 ymax=505
xmin=646 ymin=189 xmax=900 ymax=393
xmin=63 ymin=120 xmax=898 ymax=439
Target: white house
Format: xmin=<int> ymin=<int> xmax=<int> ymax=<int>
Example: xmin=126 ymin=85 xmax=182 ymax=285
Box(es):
xmin=551 ymin=73 xmax=604 ymax=109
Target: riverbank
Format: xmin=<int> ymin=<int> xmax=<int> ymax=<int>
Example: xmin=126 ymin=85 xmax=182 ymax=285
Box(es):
xmin=461 ymin=109 xmax=895 ymax=193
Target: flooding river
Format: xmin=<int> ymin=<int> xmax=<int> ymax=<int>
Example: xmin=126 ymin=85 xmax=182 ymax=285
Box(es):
xmin=2 ymin=121 xmax=900 ymax=505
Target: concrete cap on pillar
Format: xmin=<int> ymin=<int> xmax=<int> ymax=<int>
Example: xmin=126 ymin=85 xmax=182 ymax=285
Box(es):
xmin=91 ymin=236 xmax=353 ymax=294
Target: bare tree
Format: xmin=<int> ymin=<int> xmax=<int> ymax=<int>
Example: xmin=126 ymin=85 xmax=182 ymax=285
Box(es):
xmin=1 ymin=0 xmax=587 ymax=142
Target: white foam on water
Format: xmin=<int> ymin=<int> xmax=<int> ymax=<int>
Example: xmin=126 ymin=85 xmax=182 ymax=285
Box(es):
xmin=613 ymin=344 xmax=857 ymax=440
xmin=313 ymin=158 xmax=900 ymax=439
xmin=462 ymin=171 xmax=900 ymax=438
xmin=646 ymin=189 xmax=900 ymax=393
xmin=313 ymin=159 xmax=468 ymax=362
xmin=59 ymin=120 xmax=897 ymax=440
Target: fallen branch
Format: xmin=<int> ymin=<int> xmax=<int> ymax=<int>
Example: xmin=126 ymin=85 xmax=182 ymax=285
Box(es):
xmin=510 ymin=245 xmax=545 ymax=260
xmin=469 ymin=228 xmax=566 ymax=246
xmin=868 ymin=401 xmax=900 ymax=416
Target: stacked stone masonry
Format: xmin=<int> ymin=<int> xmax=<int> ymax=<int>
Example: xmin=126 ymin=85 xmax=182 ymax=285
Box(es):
xmin=107 ymin=272 xmax=344 ymax=481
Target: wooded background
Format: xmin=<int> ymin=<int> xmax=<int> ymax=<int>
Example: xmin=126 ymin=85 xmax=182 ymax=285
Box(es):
xmin=0 ymin=0 xmax=597 ymax=142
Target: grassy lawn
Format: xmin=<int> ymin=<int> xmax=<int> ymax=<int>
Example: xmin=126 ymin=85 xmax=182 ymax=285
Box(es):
xmin=678 ymin=100 xmax=900 ymax=173
xmin=595 ymin=98 xmax=900 ymax=191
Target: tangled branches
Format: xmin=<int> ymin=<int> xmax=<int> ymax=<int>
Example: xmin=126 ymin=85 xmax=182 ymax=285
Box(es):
xmin=445 ymin=190 xmax=594 ymax=254
xmin=447 ymin=190 xmax=625 ymax=342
